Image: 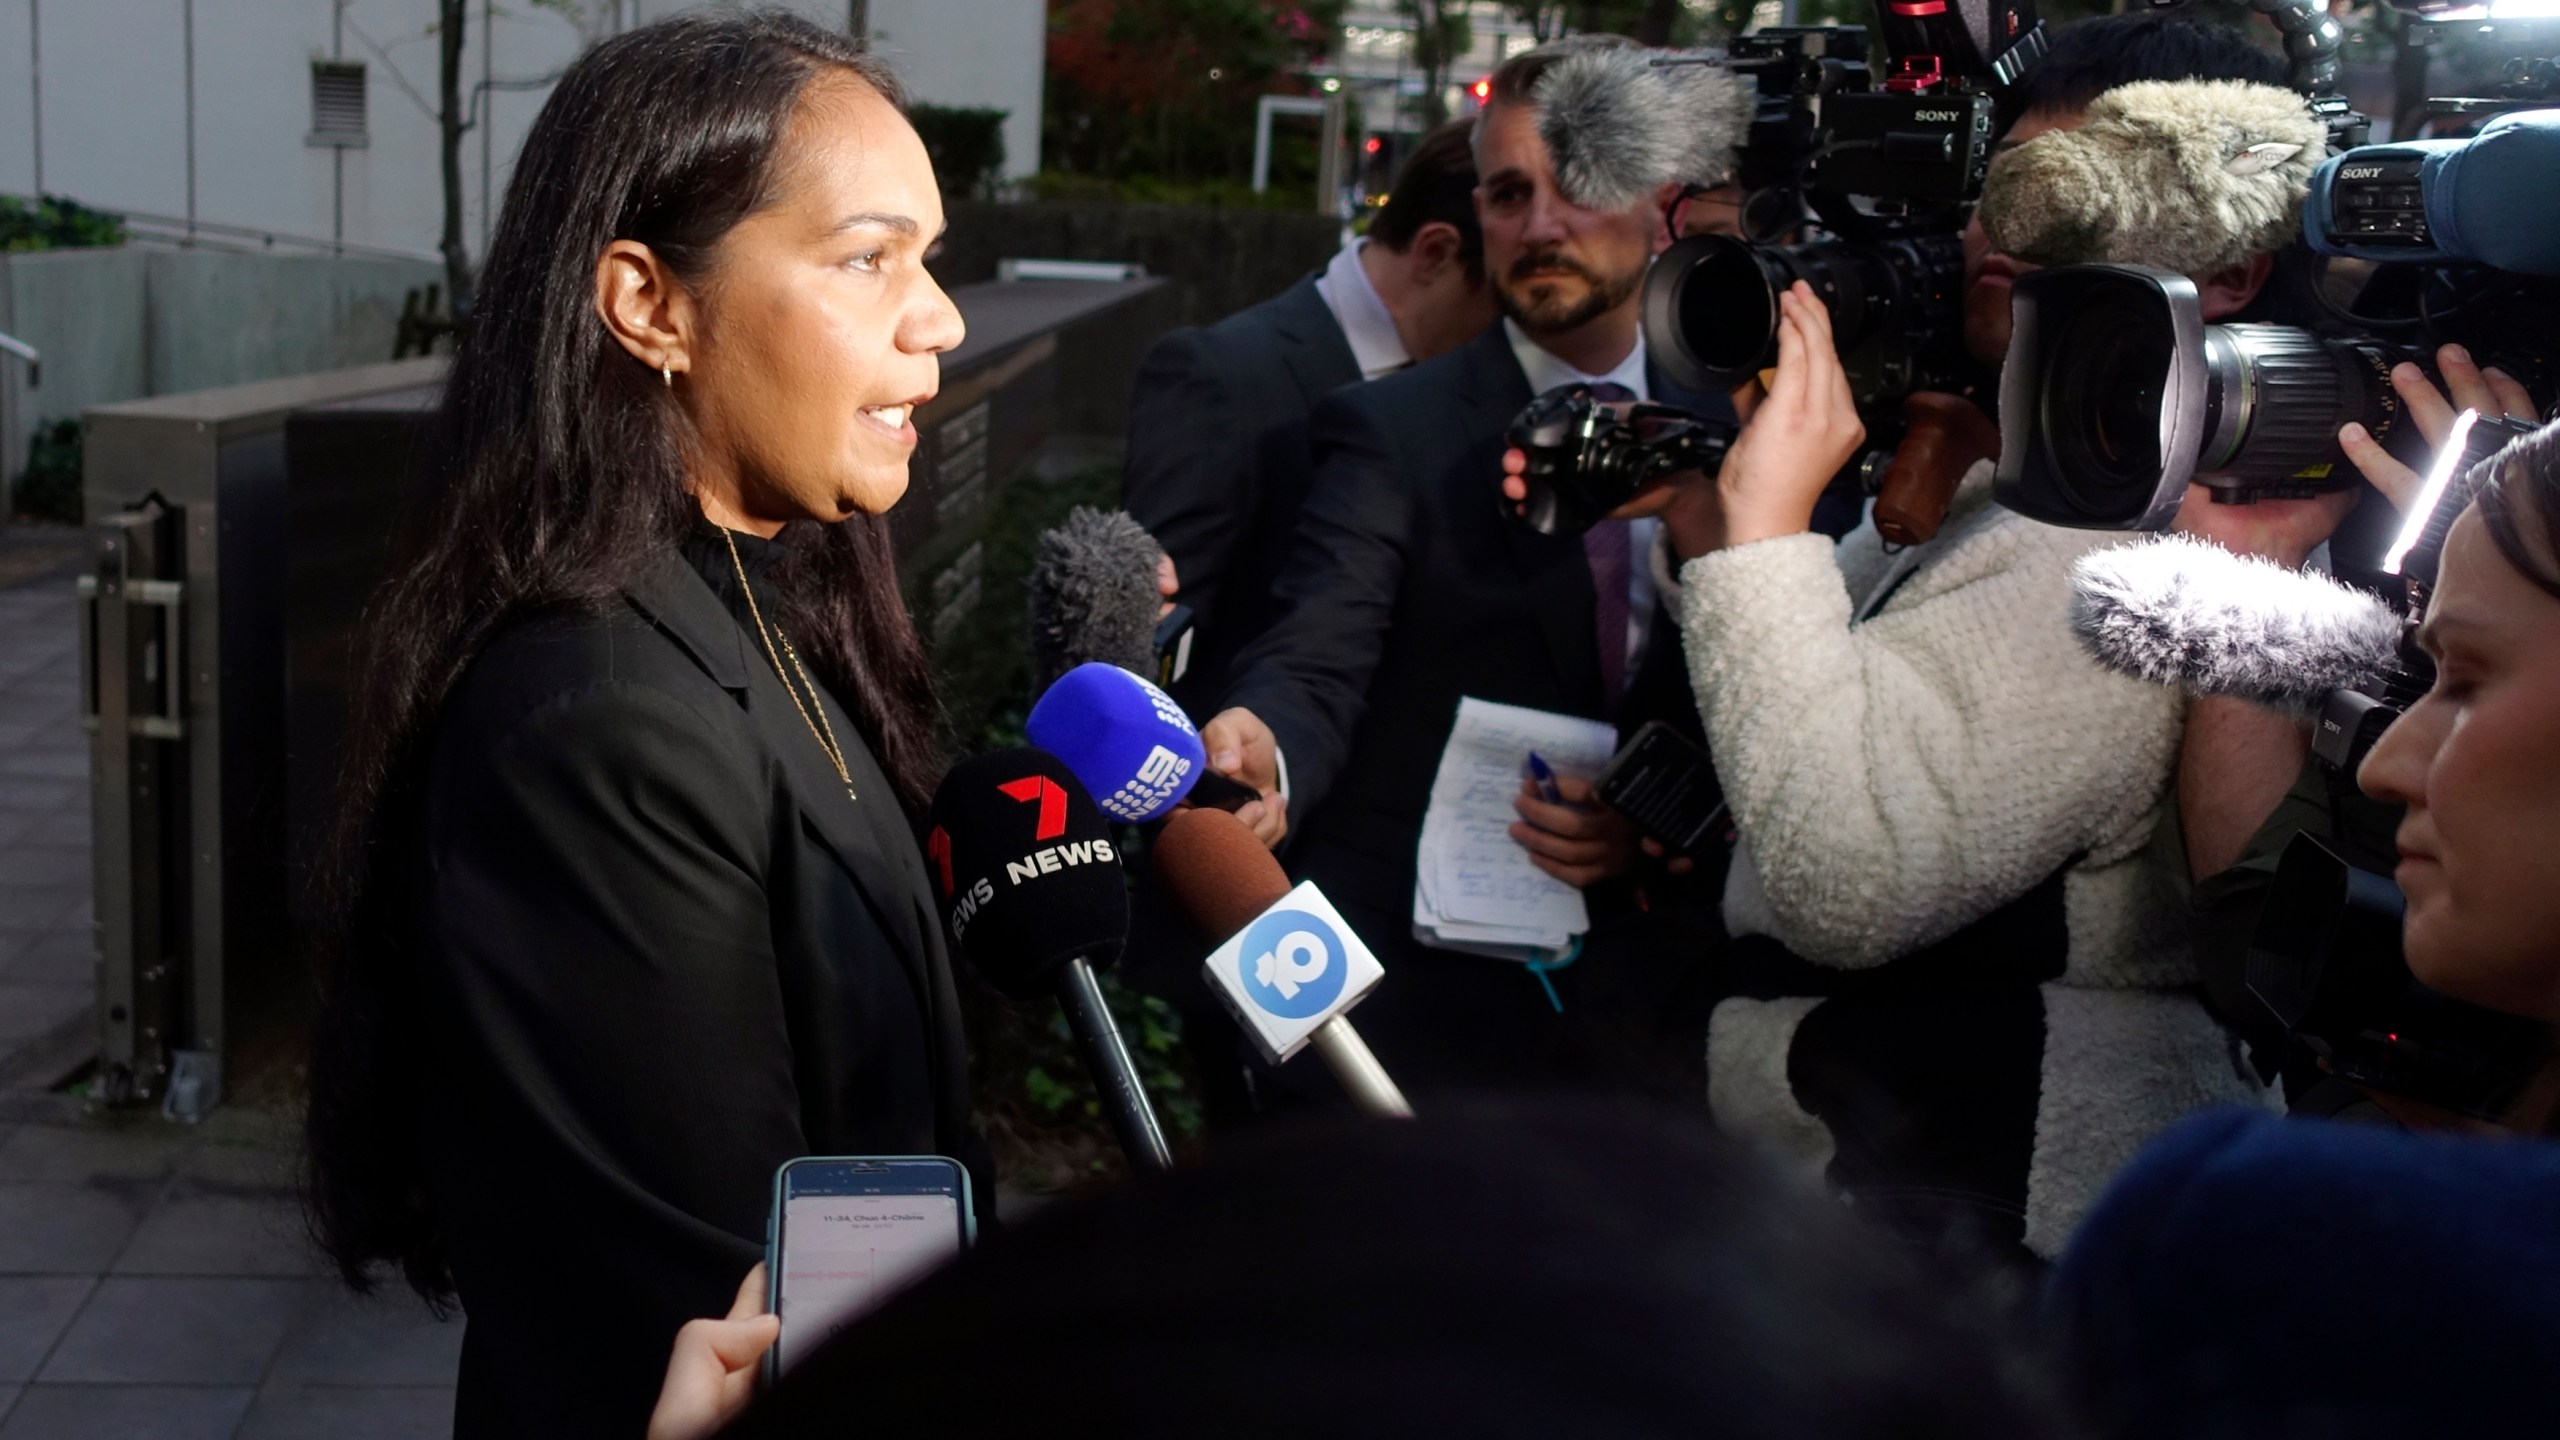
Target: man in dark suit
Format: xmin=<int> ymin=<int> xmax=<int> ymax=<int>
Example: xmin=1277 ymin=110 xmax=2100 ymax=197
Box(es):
xmin=1198 ymin=39 xmax=1736 ymax=1098
xmin=1124 ymin=119 xmax=1496 ymax=713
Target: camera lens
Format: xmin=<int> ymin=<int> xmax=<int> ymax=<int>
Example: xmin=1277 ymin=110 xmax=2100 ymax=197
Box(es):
xmin=1644 ymin=232 xmax=1965 ymax=403
xmin=2033 ymin=277 xmax=2177 ymax=522
xmin=2199 ymin=327 xmax=2409 ymax=496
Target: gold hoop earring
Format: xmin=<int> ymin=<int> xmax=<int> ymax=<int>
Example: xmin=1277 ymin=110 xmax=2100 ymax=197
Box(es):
xmin=661 ymin=361 xmax=674 ymax=388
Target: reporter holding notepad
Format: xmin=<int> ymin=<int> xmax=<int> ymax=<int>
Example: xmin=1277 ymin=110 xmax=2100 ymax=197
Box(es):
xmin=300 ymin=14 xmax=982 ymax=1435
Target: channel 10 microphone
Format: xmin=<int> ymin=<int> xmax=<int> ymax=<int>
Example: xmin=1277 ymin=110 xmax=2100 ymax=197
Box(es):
xmin=1151 ymin=806 xmax=1412 ymax=1119
xmin=926 ymin=748 xmax=1171 ymax=1173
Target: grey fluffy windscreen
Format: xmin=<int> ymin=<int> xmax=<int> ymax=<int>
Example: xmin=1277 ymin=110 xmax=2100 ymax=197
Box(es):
xmin=1534 ymin=49 xmax=1750 ymax=213
xmin=1029 ymin=507 xmax=1166 ymax=693
xmin=2068 ymin=536 xmax=2403 ymax=713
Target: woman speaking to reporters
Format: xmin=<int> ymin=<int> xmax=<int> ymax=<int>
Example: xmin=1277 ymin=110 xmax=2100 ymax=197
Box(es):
xmin=303 ymin=12 xmax=973 ymax=1435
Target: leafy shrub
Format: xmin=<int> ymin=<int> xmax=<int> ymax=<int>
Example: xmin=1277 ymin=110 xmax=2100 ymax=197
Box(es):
xmin=910 ymin=105 xmax=1010 ymax=200
xmin=12 ymin=418 xmax=83 ymax=524
xmin=0 ymin=194 xmax=125 ymax=252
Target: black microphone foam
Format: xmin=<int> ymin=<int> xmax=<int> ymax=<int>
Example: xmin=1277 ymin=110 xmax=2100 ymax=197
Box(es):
xmin=1028 ymin=507 xmax=1165 ymax=694
xmin=926 ymin=748 xmax=1129 ymax=1000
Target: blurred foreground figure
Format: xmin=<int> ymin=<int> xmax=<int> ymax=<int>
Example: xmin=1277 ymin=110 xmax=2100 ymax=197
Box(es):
xmin=720 ymin=1100 xmax=2079 ymax=1440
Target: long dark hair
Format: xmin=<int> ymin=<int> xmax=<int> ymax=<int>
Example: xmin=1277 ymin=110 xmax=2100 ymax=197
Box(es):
xmin=306 ymin=10 xmax=940 ymax=1303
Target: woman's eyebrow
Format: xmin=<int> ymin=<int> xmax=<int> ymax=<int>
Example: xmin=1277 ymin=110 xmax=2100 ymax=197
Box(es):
xmin=833 ymin=211 xmax=919 ymax=236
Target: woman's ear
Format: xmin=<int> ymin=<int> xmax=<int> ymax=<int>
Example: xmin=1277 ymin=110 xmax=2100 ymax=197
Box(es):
xmin=595 ymin=239 xmax=694 ymax=377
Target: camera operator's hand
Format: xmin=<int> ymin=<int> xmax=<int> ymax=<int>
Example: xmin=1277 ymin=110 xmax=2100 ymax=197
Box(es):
xmin=1680 ymin=280 xmax=1866 ymax=558
xmin=1200 ymin=707 xmax=1289 ymax=848
xmin=2336 ymin=344 xmax=2540 ymax=509
xmin=647 ymin=1263 xmax=776 ymax=1440
xmin=1509 ymin=774 xmax=1642 ymax=888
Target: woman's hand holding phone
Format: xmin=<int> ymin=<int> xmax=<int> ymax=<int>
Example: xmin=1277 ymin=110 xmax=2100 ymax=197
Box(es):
xmin=648 ymin=1263 xmax=778 ymax=1440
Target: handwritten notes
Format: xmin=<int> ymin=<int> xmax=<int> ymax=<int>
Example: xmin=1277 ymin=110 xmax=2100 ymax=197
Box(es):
xmin=1412 ymin=698 xmax=1618 ymax=963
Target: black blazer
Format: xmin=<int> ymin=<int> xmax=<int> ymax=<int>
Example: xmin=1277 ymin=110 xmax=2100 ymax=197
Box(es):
xmin=1221 ymin=324 xmax=1728 ymax=1094
xmin=1122 ymin=274 xmax=1363 ymax=710
xmin=411 ymin=531 xmax=975 ymax=1439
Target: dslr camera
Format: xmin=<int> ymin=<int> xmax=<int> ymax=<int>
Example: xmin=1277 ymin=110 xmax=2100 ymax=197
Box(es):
xmin=1999 ymin=11 xmax=2560 ymax=532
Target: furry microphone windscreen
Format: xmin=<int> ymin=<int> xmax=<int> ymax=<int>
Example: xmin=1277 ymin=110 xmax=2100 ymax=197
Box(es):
xmin=1534 ymin=48 xmax=1751 ymax=213
xmin=1028 ymin=507 xmax=1165 ymax=694
xmin=2069 ymin=535 xmax=2404 ymax=713
xmin=1977 ymin=79 xmax=2328 ymax=277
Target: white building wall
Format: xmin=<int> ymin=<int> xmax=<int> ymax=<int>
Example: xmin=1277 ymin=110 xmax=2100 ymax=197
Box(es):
xmin=1 ymin=0 xmax=1044 ymax=267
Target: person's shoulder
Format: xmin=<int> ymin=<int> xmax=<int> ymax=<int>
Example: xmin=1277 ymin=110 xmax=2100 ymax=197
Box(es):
xmin=1157 ymin=276 xmax=1328 ymax=365
xmin=442 ymin=600 xmax=745 ymax=759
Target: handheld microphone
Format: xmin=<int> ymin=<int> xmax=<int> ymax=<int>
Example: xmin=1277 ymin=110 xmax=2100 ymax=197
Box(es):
xmin=2067 ymin=535 xmax=2403 ymax=712
xmin=1025 ymin=662 xmax=1208 ymax=824
xmin=925 ymin=749 xmax=1172 ymax=1173
xmin=1150 ymin=807 xmax=1412 ymax=1119
xmin=1028 ymin=507 xmax=1184 ymax=693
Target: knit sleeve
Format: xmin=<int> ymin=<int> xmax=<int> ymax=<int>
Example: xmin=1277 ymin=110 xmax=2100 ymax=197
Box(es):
xmin=1666 ymin=515 xmax=2179 ymax=969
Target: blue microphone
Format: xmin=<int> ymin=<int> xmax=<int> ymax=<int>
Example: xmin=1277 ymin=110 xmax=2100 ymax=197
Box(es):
xmin=1024 ymin=662 xmax=1206 ymax=824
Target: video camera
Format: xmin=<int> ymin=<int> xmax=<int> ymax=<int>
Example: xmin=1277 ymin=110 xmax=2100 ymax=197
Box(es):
xmin=1998 ymin=8 xmax=2560 ymax=532
xmin=1510 ymin=0 xmax=2044 ymax=538
xmin=1645 ymin=1 xmax=2046 ymax=406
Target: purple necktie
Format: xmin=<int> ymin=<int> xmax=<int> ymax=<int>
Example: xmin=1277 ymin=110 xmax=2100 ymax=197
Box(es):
xmin=1580 ymin=380 xmax=1638 ymax=707
xmin=1585 ymin=517 xmax=1630 ymax=706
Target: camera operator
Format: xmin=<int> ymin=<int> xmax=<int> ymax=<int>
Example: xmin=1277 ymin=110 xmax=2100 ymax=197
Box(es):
xmin=1493 ymin=15 xmax=2313 ymax=1261
xmin=2173 ymin=348 xmax=2543 ymax=885
xmin=2047 ymin=417 xmax=2560 ymax=1437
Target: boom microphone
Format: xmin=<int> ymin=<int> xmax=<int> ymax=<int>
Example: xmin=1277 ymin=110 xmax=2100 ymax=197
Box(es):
xmin=1151 ymin=807 xmax=1412 ymax=1119
xmin=926 ymin=749 xmax=1171 ymax=1173
xmin=2068 ymin=535 xmax=2402 ymax=712
xmin=1531 ymin=42 xmax=1751 ymax=213
xmin=1028 ymin=507 xmax=1174 ymax=693
xmin=1976 ymin=79 xmax=2327 ymax=277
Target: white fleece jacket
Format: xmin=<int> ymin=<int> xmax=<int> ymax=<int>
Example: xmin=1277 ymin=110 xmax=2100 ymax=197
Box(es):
xmin=1659 ymin=461 xmax=2272 ymax=1252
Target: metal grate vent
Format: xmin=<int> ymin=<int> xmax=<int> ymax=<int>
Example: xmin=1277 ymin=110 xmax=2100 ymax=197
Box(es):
xmin=309 ymin=62 xmax=367 ymax=146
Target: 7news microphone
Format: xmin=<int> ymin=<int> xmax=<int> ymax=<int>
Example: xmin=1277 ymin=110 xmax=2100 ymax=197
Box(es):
xmin=926 ymin=748 xmax=1172 ymax=1174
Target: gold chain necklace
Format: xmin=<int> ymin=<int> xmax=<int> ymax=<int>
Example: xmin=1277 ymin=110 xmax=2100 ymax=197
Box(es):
xmin=721 ymin=526 xmax=856 ymax=804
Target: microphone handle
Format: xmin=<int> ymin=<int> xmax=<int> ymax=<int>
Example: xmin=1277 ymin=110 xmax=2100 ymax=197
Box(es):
xmin=1310 ymin=1016 xmax=1414 ymax=1119
xmin=1053 ymin=955 xmax=1175 ymax=1174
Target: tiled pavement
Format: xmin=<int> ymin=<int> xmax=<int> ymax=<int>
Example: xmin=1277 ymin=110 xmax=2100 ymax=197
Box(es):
xmin=0 ymin=530 xmax=462 ymax=1437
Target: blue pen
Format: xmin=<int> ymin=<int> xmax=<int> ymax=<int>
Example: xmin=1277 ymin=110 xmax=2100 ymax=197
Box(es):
xmin=1523 ymin=751 xmax=1566 ymax=805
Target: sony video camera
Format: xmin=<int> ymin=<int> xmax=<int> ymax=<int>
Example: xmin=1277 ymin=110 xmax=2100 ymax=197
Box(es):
xmin=1998 ymin=12 xmax=2560 ymax=532
xmin=1644 ymin=1 xmax=2046 ymax=406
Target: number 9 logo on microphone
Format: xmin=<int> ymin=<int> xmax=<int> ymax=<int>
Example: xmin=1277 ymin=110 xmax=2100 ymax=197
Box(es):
xmin=1237 ymin=909 xmax=1348 ymax=1019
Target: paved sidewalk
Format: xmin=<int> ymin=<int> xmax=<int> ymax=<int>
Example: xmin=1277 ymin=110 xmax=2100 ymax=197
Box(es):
xmin=0 ymin=530 xmax=463 ymax=1436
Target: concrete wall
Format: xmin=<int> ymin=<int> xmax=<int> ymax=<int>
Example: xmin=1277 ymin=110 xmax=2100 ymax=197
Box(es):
xmin=0 ymin=1 xmax=1048 ymax=263
xmin=0 ymin=247 xmax=439 ymax=489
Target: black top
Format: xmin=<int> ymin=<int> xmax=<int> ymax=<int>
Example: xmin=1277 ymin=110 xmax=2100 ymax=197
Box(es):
xmin=411 ymin=524 xmax=975 ymax=1439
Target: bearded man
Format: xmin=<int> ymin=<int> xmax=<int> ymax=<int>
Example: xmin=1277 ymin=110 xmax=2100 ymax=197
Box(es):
xmin=1191 ymin=36 xmax=1736 ymax=1100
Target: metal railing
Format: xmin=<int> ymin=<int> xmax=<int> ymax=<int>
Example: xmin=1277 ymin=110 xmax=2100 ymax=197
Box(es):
xmin=111 ymin=208 xmax=442 ymax=266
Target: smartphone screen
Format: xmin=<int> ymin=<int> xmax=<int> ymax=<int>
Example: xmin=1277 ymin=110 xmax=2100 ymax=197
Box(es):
xmin=771 ymin=1157 xmax=969 ymax=1375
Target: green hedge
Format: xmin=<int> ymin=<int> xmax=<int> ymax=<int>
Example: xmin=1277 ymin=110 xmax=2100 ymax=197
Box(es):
xmin=0 ymin=194 xmax=125 ymax=252
xmin=910 ymin=105 xmax=1009 ymax=200
xmin=12 ymin=418 xmax=82 ymax=524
